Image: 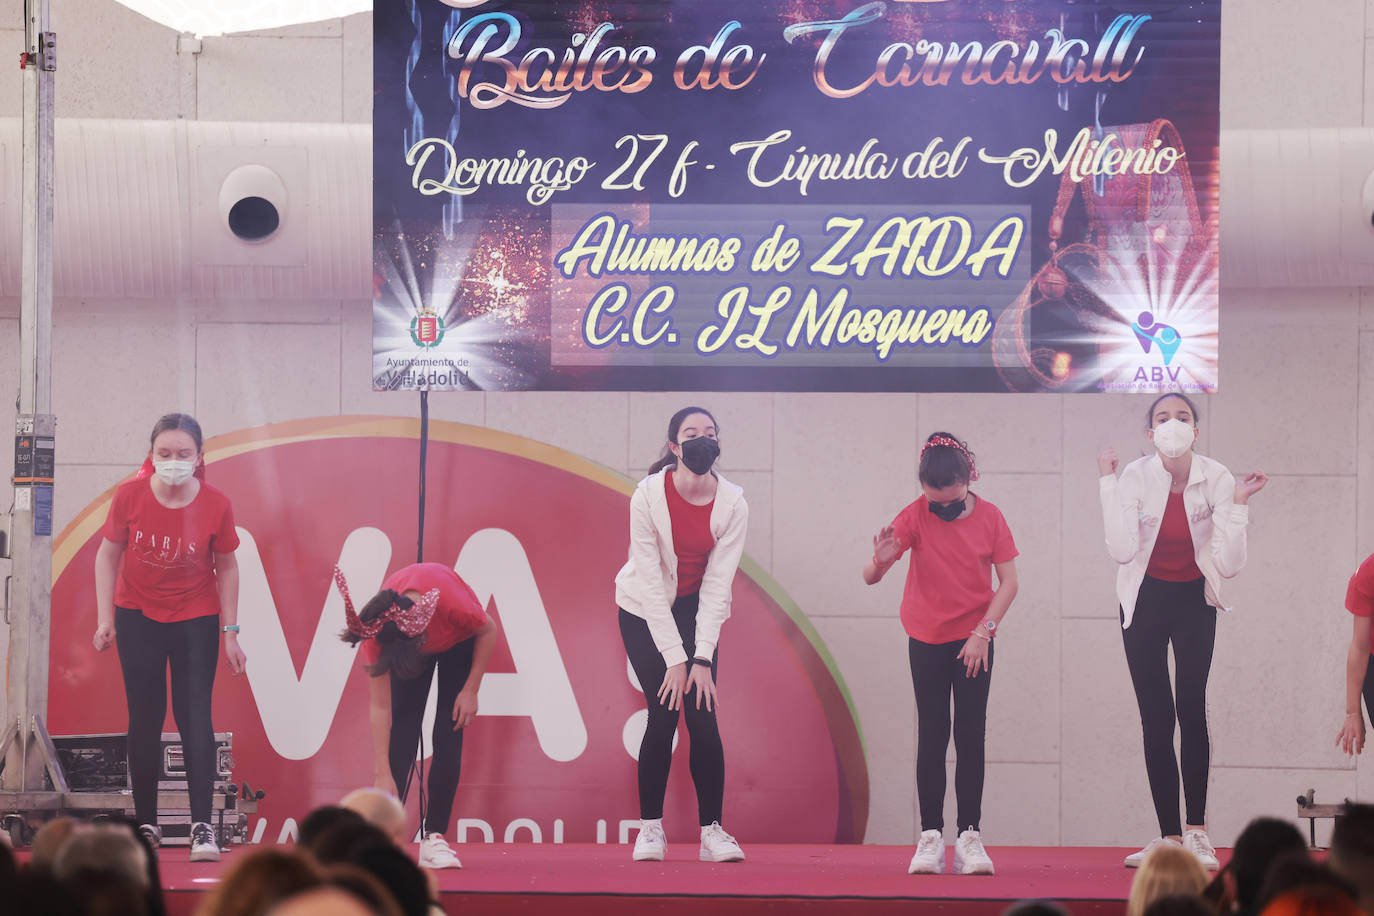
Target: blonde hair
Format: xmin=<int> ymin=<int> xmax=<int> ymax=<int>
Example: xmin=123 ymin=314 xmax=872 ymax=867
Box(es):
xmin=339 ymin=787 xmax=408 ymax=845
xmin=1127 ymin=844 xmax=1210 ymax=916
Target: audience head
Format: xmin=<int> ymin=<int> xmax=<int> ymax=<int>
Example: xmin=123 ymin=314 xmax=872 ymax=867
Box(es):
xmin=1128 ymin=843 xmax=1211 ymax=916
xmin=340 ymin=787 xmax=410 ymax=846
xmin=1002 ymin=901 xmax=1071 ymax=916
xmin=297 ymin=805 xmax=368 ymax=852
xmin=1259 ymin=887 xmax=1363 ymax=916
xmin=305 ymin=816 xmax=430 ymax=916
xmin=29 ymin=817 xmax=77 ymax=871
xmin=68 ymin=867 xmax=150 ymax=916
xmin=194 ymin=847 xmax=323 ymax=916
xmin=1143 ymin=894 xmax=1219 ymax=916
xmin=1255 ymin=851 xmax=1356 ymax=914
xmin=53 ymin=822 xmax=150 ymax=889
xmin=8 ymin=868 xmax=82 ymax=916
xmin=96 ymin=812 xmax=168 ymax=916
xmin=265 ymin=887 xmax=379 ymax=916
xmin=1328 ymin=803 xmax=1374 ymax=904
xmin=318 ymin=864 xmax=406 ymax=916
xmin=0 ymin=835 xmax=15 ymax=886
xmin=1229 ymin=817 xmax=1309 ymax=912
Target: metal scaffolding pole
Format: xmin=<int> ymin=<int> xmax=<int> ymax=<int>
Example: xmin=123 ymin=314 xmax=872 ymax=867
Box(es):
xmin=1 ymin=0 xmax=60 ymax=807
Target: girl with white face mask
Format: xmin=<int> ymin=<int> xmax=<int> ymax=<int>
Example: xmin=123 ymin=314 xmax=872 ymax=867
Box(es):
xmin=93 ymin=413 xmax=245 ymax=863
xmin=1097 ymin=394 xmax=1268 ymax=872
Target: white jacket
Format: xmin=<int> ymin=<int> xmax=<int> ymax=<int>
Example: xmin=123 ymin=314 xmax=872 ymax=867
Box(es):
xmin=614 ymin=469 xmax=748 ymax=666
xmin=1099 ymin=452 xmax=1249 ymax=628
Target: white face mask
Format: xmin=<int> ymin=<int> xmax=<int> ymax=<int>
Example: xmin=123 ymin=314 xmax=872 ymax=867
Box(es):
xmin=154 ymin=459 xmax=196 ymax=486
xmin=1151 ymin=418 xmax=1194 ymax=459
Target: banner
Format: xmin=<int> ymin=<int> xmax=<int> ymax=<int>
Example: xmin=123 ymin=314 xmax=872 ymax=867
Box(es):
xmin=48 ymin=418 xmax=869 ymax=844
xmin=373 ymin=1 xmax=1219 ymax=393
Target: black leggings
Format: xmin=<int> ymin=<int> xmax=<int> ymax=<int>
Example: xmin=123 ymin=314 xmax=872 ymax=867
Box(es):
xmin=1122 ymin=576 xmax=1216 ymax=837
xmin=909 ymin=637 xmax=993 ymax=834
xmin=619 ymin=594 xmax=724 ymax=826
xmin=115 ymin=607 xmax=219 ymax=825
xmin=388 ymin=637 xmax=475 ymax=837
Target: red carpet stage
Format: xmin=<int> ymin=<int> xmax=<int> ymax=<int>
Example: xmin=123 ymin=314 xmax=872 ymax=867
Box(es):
xmin=155 ymin=843 xmax=1231 ymax=915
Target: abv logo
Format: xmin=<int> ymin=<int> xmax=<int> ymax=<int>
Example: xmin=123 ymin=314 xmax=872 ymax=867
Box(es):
xmin=1131 ymin=310 xmax=1182 ymax=365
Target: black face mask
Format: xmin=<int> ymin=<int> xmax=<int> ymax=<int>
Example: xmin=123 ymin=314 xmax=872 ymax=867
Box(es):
xmin=678 ymin=436 xmax=720 ymax=475
xmin=928 ymin=497 xmax=966 ymax=522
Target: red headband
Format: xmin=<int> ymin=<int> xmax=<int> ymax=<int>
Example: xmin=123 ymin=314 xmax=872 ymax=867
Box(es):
xmin=334 ymin=566 xmax=440 ymax=639
xmin=920 ymin=436 xmax=980 ymax=482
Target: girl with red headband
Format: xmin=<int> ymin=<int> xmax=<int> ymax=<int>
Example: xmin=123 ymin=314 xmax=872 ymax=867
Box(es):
xmin=336 ymin=562 xmax=498 ymax=870
xmin=1098 ymin=392 xmax=1267 ymax=871
xmin=93 ymin=413 xmax=243 ymax=863
xmin=863 ymin=431 xmax=1019 ymax=876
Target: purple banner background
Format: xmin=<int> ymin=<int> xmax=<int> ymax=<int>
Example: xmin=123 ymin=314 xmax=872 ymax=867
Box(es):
xmin=373 ymin=1 xmax=1220 ymax=393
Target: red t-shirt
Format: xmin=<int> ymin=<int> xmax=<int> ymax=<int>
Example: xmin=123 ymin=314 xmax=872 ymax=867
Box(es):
xmin=360 ymin=563 xmax=488 ymax=665
xmin=101 ymin=477 xmax=239 ymax=623
xmin=890 ymin=494 xmax=1019 ymax=644
xmin=1146 ymin=491 xmax=1204 ymax=582
xmin=1346 ymin=553 xmax=1374 ymax=658
xmin=666 ymin=471 xmax=714 ymax=598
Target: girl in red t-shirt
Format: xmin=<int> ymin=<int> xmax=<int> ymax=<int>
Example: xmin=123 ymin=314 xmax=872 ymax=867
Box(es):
xmin=335 ymin=562 xmax=498 ymax=870
xmin=863 ymin=432 xmax=1019 ymax=877
xmin=93 ymin=413 xmax=244 ymax=863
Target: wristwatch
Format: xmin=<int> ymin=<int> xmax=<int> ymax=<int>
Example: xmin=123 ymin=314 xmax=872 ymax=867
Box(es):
xmin=981 ymin=620 xmax=997 ymax=636
xmin=221 ymin=624 xmax=241 ymax=633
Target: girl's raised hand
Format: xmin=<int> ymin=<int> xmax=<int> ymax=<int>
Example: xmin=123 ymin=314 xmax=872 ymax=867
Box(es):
xmin=872 ymin=526 xmax=902 ymax=568
xmin=1234 ymin=471 xmax=1268 ymax=504
xmin=1097 ymin=446 xmax=1118 ymax=477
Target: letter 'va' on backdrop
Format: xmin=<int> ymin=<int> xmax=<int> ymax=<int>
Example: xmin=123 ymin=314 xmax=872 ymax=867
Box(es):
xmin=46 ymin=417 xmax=868 ymax=844
xmin=372 ymin=1 xmax=1220 ymax=394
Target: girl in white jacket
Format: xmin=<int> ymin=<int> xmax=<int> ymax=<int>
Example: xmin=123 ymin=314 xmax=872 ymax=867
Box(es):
xmin=616 ymin=406 xmax=748 ymax=864
xmin=1098 ymin=393 xmax=1267 ymax=872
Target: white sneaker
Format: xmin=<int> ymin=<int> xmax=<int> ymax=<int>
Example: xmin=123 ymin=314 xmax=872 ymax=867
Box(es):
xmin=418 ymin=833 xmax=462 ymax=869
xmin=138 ymin=823 xmax=162 ymax=849
xmin=633 ymin=819 xmax=666 ymax=862
xmin=908 ymin=829 xmax=945 ymax=874
xmin=189 ymin=822 xmax=220 ymax=862
xmin=953 ymin=829 xmax=995 ymax=875
xmin=1183 ymin=828 xmax=1219 ymax=871
xmin=699 ymin=822 xmax=744 ymax=862
xmin=1124 ymin=836 xmax=1182 ymax=868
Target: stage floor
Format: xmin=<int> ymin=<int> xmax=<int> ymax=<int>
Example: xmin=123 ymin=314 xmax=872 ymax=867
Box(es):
xmin=154 ymin=843 xmax=1231 ymax=916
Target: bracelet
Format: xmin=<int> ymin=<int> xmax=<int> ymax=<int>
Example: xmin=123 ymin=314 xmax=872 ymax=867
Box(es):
xmin=1347 ymin=712 xmax=1362 ymax=719
xmin=969 ymin=629 xmax=991 ymax=642
xmin=692 ymin=657 xmax=711 ymax=667
xmin=872 ymin=555 xmax=894 ymax=570
xmin=221 ymin=624 xmax=240 ymax=633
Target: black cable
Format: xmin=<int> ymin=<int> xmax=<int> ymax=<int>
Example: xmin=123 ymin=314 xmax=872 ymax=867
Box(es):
xmin=418 ymin=389 xmax=428 ymax=565
xmin=413 ymin=388 xmax=429 ymax=836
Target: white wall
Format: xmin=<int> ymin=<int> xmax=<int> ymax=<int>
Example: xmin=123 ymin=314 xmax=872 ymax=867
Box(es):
xmin=0 ymin=0 xmax=1371 ymax=847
